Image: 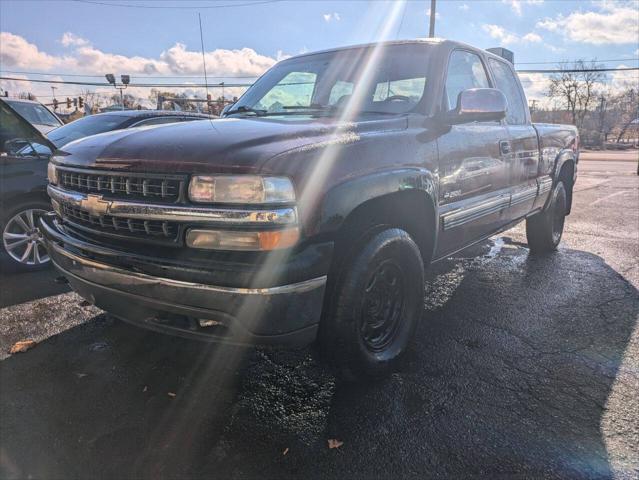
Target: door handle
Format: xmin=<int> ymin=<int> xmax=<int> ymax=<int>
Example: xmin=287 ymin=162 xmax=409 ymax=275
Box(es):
xmin=499 ymin=140 xmax=511 ymax=155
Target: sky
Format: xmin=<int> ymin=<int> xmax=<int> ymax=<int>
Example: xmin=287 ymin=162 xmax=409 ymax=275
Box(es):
xmin=1 ymin=0 xmax=638 ymax=106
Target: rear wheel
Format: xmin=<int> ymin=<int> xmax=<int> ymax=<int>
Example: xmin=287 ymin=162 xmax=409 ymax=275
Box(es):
xmin=526 ymin=181 xmax=567 ymax=253
xmin=320 ymin=228 xmax=424 ymax=379
xmin=1 ymin=201 xmax=51 ymax=271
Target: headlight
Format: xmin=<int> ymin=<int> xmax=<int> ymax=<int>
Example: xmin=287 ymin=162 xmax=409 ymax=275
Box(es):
xmin=47 ymin=162 xmax=58 ymax=185
xmin=188 ymin=175 xmax=295 ymax=204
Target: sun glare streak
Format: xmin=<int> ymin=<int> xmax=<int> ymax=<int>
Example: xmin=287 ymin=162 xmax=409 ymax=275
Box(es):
xmin=138 ymin=4 xmax=408 ymax=469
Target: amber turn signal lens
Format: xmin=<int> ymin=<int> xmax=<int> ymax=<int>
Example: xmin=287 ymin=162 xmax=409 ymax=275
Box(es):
xmin=186 ymin=227 xmax=299 ymax=251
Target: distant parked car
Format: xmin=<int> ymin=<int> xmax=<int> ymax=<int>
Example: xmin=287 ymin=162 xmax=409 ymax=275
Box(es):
xmin=3 ymin=98 xmax=63 ymax=134
xmin=0 ymin=98 xmax=56 ymax=270
xmin=47 ymin=110 xmax=214 ymax=148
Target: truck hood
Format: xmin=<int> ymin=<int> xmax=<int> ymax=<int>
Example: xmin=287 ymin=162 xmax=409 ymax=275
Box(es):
xmin=54 ymin=115 xmax=408 ymax=174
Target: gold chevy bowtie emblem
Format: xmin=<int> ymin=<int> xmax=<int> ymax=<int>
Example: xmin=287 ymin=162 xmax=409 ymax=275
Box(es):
xmin=80 ymin=194 xmax=111 ymax=216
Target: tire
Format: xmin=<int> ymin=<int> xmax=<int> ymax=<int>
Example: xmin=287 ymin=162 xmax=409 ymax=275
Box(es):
xmin=526 ymin=180 xmax=567 ymax=253
xmin=320 ymin=228 xmax=424 ymax=380
xmin=1 ymin=200 xmax=52 ymax=272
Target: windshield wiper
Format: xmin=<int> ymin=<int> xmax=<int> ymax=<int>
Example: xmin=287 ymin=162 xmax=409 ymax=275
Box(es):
xmin=282 ymin=104 xmax=330 ymax=111
xmin=225 ymin=106 xmax=267 ymax=116
xmin=357 ymin=110 xmax=401 ymax=116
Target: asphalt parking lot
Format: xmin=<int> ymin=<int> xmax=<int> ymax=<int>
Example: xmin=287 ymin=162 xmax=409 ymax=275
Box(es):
xmin=1 ymin=151 xmax=638 ymax=479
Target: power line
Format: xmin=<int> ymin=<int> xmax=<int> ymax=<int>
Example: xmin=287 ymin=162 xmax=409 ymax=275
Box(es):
xmin=517 ymin=67 xmax=639 ymax=73
xmin=2 ymin=67 xmax=637 ymax=90
xmin=0 ymin=70 xmax=259 ymax=79
xmin=0 ymin=76 xmax=253 ymax=88
xmin=71 ymin=0 xmax=282 ymax=9
xmin=517 ymin=58 xmax=639 ymax=65
xmin=4 ymin=59 xmax=638 ymax=82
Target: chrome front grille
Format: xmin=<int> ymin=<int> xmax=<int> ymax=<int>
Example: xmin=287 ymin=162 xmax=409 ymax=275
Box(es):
xmin=57 ymin=167 xmax=184 ymax=203
xmin=61 ymin=204 xmax=179 ymax=242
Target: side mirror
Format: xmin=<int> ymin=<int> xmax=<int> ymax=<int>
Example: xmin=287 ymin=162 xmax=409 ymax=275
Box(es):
xmin=221 ymin=103 xmax=235 ymax=117
xmin=445 ymin=88 xmax=507 ymax=125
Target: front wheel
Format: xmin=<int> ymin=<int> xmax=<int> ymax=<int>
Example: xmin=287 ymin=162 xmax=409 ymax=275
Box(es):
xmin=320 ymin=228 xmax=424 ymax=379
xmin=526 ymin=181 xmax=567 ymax=253
xmin=1 ymin=201 xmax=52 ymax=271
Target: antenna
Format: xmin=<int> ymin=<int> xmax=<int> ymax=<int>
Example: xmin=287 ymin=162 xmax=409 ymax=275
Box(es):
xmin=198 ymin=13 xmax=210 ymax=107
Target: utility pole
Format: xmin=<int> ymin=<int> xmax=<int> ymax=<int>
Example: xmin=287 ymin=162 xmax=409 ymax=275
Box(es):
xmin=50 ymin=86 xmax=57 ymax=109
xmin=598 ymin=95 xmax=606 ymax=146
xmin=429 ymin=0 xmax=436 ymax=38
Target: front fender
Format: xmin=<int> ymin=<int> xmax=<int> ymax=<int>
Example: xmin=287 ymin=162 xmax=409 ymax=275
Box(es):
xmin=319 ymin=168 xmax=438 ymax=235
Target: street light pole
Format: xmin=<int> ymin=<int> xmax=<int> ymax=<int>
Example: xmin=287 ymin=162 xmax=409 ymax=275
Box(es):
xmin=50 ymin=86 xmax=57 ymax=108
xmin=429 ymin=0 xmax=436 ymax=38
xmin=105 ymin=73 xmax=129 ymax=110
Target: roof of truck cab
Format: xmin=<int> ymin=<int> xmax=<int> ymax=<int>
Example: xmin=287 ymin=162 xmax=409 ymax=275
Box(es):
xmin=281 ymin=38 xmax=493 ymax=61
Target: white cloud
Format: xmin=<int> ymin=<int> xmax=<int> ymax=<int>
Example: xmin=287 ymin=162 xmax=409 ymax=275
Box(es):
xmin=543 ymin=43 xmax=566 ymax=53
xmin=502 ymin=0 xmax=544 ymax=16
xmin=517 ymin=72 xmax=552 ymax=106
xmin=0 ymin=32 xmax=58 ymax=70
xmin=323 ymin=12 xmax=340 ymax=22
xmin=536 ymin=3 xmax=639 ymax=44
xmin=609 ymin=64 xmax=639 ymax=93
xmin=0 ymin=32 xmax=283 ymax=103
xmin=0 ymin=32 xmax=279 ymax=77
xmin=60 ymin=32 xmax=89 ymax=47
xmin=483 ymin=25 xmax=543 ymax=45
xmin=522 ymin=32 xmax=542 ymax=43
xmin=458 ymin=3 xmax=470 ymax=11
xmin=482 ymin=24 xmax=519 ymax=45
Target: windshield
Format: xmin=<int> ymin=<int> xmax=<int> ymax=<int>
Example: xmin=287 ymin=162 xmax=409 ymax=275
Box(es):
xmin=6 ymin=100 xmax=61 ymax=127
xmin=230 ymin=44 xmax=430 ymax=117
xmin=47 ymin=114 xmax=128 ymax=147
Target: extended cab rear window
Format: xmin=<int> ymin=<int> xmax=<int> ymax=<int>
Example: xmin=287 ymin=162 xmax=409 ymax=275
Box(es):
xmin=488 ymin=58 xmax=528 ymax=125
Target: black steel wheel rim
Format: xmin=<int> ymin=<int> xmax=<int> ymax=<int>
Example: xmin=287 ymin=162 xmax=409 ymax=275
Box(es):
xmin=360 ymin=259 xmax=406 ymax=352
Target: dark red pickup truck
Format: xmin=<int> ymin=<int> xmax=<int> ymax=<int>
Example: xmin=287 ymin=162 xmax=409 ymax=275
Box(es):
xmin=40 ymin=39 xmax=578 ymax=377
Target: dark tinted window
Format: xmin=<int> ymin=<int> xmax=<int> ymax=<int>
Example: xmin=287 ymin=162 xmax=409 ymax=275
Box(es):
xmin=445 ymin=50 xmax=490 ymax=110
xmin=47 ymin=114 xmax=128 ymax=147
xmin=0 ymin=102 xmax=52 ymax=158
xmin=488 ymin=58 xmax=527 ymax=125
xmin=5 ymin=100 xmax=61 ymax=127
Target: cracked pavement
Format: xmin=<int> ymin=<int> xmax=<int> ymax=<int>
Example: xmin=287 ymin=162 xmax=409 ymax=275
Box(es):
xmin=0 ymin=152 xmax=637 ymax=479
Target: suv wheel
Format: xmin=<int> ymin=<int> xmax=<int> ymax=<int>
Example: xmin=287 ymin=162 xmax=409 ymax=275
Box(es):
xmin=320 ymin=228 xmax=424 ymax=379
xmin=526 ymin=180 xmax=567 ymax=253
xmin=1 ymin=202 xmax=51 ymax=271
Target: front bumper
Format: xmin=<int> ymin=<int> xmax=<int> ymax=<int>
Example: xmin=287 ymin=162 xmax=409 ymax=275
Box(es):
xmin=40 ymin=214 xmax=326 ymax=346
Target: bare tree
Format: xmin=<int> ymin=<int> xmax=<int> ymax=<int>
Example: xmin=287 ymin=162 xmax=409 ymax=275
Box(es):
xmin=80 ymin=88 xmax=101 ymax=114
xmin=548 ymin=60 xmax=604 ymax=131
xmin=17 ymin=92 xmax=36 ymax=100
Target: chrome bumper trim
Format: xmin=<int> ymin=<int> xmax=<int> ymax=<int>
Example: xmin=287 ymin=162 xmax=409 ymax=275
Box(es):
xmin=47 ymin=185 xmax=297 ymax=225
xmin=48 ymin=240 xmax=326 ymax=296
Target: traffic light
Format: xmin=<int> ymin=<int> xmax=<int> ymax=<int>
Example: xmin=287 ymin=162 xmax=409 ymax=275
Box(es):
xmin=207 ymin=94 xmax=211 ymax=102
xmin=66 ymin=97 xmax=71 ymax=108
xmin=78 ymin=97 xmax=84 ymax=108
xmin=73 ymin=98 xmax=78 ymax=107
xmin=53 ymin=99 xmax=58 ymax=110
